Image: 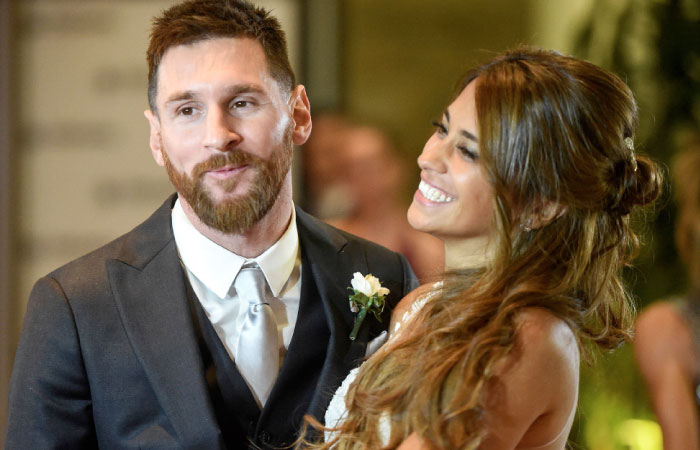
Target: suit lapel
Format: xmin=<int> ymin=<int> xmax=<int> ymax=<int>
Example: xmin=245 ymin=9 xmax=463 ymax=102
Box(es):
xmin=104 ymin=200 xmax=392 ymax=446
xmin=107 ymin=196 xmax=220 ymax=445
xmin=291 ymin=208 xmax=375 ymax=421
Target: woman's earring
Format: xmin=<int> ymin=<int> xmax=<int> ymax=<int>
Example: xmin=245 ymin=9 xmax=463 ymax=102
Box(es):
xmin=520 ymin=218 xmax=532 ymax=233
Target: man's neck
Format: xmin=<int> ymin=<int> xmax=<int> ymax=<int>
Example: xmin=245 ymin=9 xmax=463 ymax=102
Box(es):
xmin=179 ymin=184 xmax=294 ymax=258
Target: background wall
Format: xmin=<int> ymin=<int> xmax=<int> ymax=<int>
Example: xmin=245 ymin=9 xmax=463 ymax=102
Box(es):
xmin=339 ymin=0 xmax=596 ymax=204
xmin=1 ymin=0 xmax=13 ymax=443
xmin=344 ymin=0 xmax=527 ymax=153
xmin=13 ymin=0 xmax=177 ymax=328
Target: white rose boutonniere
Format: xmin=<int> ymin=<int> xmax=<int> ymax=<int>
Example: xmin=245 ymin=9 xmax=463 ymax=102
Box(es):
xmin=348 ymin=272 xmax=390 ymax=341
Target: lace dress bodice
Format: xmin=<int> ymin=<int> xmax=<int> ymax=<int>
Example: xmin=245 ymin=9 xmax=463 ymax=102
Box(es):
xmin=324 ymin=284 xmax=440 ymax=445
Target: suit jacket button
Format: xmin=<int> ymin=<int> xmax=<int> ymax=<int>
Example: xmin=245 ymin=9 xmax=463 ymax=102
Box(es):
xmin=259 ymin=430 xmax=271 ymax=444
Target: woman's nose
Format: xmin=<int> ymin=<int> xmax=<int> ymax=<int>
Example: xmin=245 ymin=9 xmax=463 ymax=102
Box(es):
xmin=417 ymin=134 xmax=448 ymax=172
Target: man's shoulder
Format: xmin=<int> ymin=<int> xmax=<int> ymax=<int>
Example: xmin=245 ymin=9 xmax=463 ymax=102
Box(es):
xmin=295 ymin=207 xmax=418 ymax=293
xmin=47 ymin=195 xmax=176 ymax=283
xmin=295 ymin=207 xmax=403 ymax=257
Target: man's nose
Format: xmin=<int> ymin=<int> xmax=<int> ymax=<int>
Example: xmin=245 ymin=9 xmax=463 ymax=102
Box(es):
xmin=203 ymin=107 xmax=241 ymax=151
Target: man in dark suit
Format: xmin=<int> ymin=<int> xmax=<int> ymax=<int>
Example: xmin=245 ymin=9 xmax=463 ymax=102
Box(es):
xmin=4 ymin=1 xmax=418 ymax=449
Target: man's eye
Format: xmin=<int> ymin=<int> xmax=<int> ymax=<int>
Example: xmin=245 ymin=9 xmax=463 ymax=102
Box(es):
xmin=233 ymin=100 xmax=250 ymax=108
xmin=179 ymin=107 xmax=194 ymax=116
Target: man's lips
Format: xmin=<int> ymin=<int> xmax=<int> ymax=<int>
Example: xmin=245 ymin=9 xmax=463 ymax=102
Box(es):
xmin=205 ymin=164 xmax=249 ymax=178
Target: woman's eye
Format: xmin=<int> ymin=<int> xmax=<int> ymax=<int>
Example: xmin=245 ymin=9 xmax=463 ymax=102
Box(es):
xmin=431 ymin=120 xmax=448 ymax=136
xmin=458 ymin=145 xmax=478 ymax=161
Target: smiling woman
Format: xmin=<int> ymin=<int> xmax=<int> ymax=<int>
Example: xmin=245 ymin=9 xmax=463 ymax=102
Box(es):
xmin=303 ymin=47 xmax=663 ymax=450
xmin=408 ymin=81 xmax=494 ymax=270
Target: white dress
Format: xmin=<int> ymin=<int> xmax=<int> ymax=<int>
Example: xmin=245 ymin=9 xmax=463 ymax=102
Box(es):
xmin=324 ymin=284 xmax=441 ymax=445
xmin=324 ymin=282 xmax=579 ymax=450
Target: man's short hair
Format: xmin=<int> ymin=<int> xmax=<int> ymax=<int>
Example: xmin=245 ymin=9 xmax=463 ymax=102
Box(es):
xmin=146 ymin=0 xmax=295 ymax=113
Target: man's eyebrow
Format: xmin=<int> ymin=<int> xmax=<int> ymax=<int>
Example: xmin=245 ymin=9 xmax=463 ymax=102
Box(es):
xmin=443 ymin=109 xmax=478 ymax=142
xmin=222 ymin=84 xmax=267 ymax=97
xmin=164 ymin=84 xmax=267 ymax=105
xmin=165 ymin=90 xmax=197 ymax=105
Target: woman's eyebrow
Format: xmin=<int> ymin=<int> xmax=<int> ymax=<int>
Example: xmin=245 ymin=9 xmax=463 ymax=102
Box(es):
xmin=445 ymin=108 xmax=478 ymax=142
xmin=461 ymin=130 xmax=478 ymax=143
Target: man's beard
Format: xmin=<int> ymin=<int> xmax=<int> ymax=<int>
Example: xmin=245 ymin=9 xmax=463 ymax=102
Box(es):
xmin=162 ymin=130 xmax=293 ymax=234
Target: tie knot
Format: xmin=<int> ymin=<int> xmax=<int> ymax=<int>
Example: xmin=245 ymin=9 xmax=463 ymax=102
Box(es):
xmin=235 ymin=266 xmax=269 ymax=306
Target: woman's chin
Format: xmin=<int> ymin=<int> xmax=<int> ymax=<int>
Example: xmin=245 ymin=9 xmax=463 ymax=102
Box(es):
xmin=407 ymin=202 xmax=435 ymax=235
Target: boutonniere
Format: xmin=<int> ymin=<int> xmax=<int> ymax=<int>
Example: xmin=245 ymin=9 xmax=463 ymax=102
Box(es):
xmin=348 ymin=272 xmax=390 ymax=341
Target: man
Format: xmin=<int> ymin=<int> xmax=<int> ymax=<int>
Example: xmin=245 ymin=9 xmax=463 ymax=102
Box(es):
xmin=4 ymin=1 xmax=417 ymax=449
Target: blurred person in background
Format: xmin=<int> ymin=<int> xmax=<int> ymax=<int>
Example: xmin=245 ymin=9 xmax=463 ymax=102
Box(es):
xmin=327 ymin=124 xmax=444 ymax=281
xmin=302 ymin=112 xmax=354 ymax=220
xmin=635 ymin=143 xmax=700 ymax=450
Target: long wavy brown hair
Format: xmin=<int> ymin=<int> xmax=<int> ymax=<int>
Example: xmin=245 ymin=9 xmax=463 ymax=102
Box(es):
xmin=303 ymin=47 xmax=663 ymax=450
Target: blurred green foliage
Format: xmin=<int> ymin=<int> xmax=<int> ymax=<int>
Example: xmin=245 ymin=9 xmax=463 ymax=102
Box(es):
xmin=571 ymin=0 xmax=700 ymax=448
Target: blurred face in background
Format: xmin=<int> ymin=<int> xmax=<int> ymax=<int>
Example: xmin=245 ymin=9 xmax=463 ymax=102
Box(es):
xmin=342 ymin=126 xmax=403 ymax=207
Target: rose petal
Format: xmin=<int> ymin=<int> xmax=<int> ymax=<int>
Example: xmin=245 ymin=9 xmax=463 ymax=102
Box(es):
xmin=351 ymin=272 xmax=372 ymax=296
xmin=365 ymin=275 xmax=381 ymax=295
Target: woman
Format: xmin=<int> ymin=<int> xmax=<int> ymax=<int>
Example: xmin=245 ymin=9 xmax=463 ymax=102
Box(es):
xmin=635 ymin=146 xmax=700 ymax=450
xmin=310 ymin=47 xmax=662 ymax=449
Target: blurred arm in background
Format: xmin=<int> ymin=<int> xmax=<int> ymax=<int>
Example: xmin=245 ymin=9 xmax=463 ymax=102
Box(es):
xmin=635 ymin=143 xmax=700 ymax=450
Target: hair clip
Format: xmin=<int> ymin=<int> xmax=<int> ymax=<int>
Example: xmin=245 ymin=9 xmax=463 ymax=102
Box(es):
xmin=624 ymin=137 xmax=638 ymax=172
xmin=519 ymin=218 xmax=532 ymax=233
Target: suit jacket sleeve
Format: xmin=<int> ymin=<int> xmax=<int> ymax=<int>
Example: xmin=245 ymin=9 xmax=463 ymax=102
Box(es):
xmin=399 ymin=253 xmax=419 ymax=303
xmin=5 ymin=276 xmax=98 ymax=449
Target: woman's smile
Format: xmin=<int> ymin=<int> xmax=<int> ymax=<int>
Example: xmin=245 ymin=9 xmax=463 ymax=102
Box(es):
xmin=416 ymin=180 xmax=455 ymax=204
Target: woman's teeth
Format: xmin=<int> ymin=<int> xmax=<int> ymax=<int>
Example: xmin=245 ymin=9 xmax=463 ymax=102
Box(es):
xmin=419 ymin=180 xmax=455 ymax=203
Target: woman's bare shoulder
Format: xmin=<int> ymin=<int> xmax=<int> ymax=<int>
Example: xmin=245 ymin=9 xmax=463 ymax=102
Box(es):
xmin=391 ymin=282 xmax=439 ymax=324
xmin=481 ymin=307 xmax=579 ymax=449
xmin=515 ymin=308 xmax=579 ymax=363
xmin=500 ymin=308 xmax=580 ymax=399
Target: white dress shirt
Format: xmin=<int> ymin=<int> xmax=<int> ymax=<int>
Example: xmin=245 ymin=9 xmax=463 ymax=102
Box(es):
xmin=171 ymin=199 xmax=302 ymax=369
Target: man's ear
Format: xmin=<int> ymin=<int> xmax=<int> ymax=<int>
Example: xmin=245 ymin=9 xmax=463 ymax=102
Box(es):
xmin=144 ymin=109 xmax=165 ymax=167
xmin=288 ymin=85 xmax=312 ymax=146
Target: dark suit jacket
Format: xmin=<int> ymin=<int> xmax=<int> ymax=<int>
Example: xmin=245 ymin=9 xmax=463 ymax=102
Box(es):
xmin=5 ymin=195 xmax=418 ymax=450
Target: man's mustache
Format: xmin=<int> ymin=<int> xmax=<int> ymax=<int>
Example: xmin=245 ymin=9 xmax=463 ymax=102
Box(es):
xmin=191 ymin=151 xmax=262 ymax=179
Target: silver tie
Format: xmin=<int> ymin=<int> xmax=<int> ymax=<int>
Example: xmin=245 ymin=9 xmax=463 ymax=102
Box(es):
xmin=234 ymin=266 xmax=279 ymax=407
